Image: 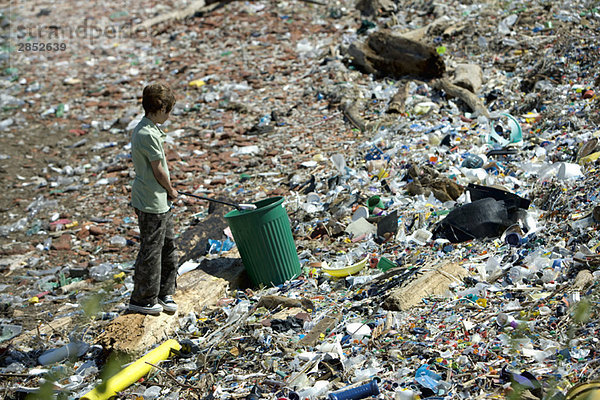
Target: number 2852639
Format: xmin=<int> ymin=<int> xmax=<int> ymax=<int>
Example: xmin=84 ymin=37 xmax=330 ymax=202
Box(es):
xmin=18 ymin=42 xmax=67 ymax=52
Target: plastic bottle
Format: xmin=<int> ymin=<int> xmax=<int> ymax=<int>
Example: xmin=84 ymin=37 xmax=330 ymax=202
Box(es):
xmin=225 ymin=300 xmax=250 ymax=324
xmin=0 ymin=118 xmax=14 ymax=130
xmin=502 ymin=224 xmax=524 ymax=247
xmin=328 ymin=379 xmax=380 ymax=400
xmin=538 ymin=306 xmax=552 ymax=316
xmin=298 ymin=381 xmax=330 ymax=399
xmin=55 ymin=103 xmax=65 ymax=117
xmin=258 ymin=114 xmax=271 ymax=127
xmin=110 ymin=235 xmax=127 ymax=246
xmin=461 ymin=154 xmax=484 ymax=169
xmin=38 ymin=341 xmax=89 ymax=365
xmin=498 ymin=14 xmax=518 ymax=35
xmin=570 ymin=216 xmax=594 ymax=231
xmin=26 ymin=219 xmax=42 ymax=236
xmin=508 ymin=266 xmax=523 ymax=283
xmin=89 ymin=263 xmax=114 ymax=282
xmin=477 ymin=36 xmax=488 ymax=49
xmin=98 ymin=312 xmax=119 ymax=320
xmin=353 ymin=368 xmax=380 ymax=383
xmin=496 ymin=312 xmax=518 ymax=328
xmin=395 ymin=389 xmax=417 ymax=400
xmin=43 ymin=237 xmax=52 ymax=251
xmin=143 ymin=386 xmax=162 ymax=399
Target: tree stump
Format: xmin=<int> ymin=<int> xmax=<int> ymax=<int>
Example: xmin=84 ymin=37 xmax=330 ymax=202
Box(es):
xmin=346 ymin=30 xmax=446 ymax=79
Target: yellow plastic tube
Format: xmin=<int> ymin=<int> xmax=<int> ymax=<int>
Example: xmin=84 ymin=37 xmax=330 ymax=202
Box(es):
xmin=81 ymin=339 xmax=181 ymax=400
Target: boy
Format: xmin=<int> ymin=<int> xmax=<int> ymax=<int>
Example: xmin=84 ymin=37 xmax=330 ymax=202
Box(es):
xmin=128 ymin=82 xmax=179 ymax=315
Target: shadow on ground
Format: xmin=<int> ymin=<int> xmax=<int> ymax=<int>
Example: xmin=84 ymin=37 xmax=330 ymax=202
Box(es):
xmin=197 ymin=256 xmax=252 ymax=290
xmin=176 ymin=199 xmax=253 ymax=289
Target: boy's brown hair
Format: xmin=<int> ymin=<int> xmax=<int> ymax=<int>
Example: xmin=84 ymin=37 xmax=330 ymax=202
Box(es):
xmin=142 ymin=82 xmax=176 ymax=115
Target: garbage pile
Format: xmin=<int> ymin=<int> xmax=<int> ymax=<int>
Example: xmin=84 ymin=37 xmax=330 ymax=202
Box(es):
xmin=2 ymin=0 xmax=600 ymax=399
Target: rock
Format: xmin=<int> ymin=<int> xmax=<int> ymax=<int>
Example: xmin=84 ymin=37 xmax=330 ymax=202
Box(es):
xmin=88 ymin=225 xmax=105 ymax=236
xmin=53 ymin=233 xmax=72 ymax=251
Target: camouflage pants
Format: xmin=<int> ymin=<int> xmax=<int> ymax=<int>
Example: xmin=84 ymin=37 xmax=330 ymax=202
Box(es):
xmin=130 ymin=208 xmax=177 ymax=305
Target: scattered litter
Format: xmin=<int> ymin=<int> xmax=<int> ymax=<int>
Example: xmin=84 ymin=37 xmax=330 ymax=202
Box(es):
xmin=2 ymin=0 xmax=600 ymax=399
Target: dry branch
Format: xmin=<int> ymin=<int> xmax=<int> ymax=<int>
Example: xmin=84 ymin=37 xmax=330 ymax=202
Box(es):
xmin=433 ymin=78 xmax=489 ymax=117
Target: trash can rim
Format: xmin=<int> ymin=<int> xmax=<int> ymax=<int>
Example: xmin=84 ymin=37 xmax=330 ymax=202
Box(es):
xmin=224 ymin=196 xmax=285 ymax=220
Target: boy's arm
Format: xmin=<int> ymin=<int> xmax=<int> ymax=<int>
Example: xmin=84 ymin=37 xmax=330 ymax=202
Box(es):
xmin=150 ymin=160 xmax=178 ymax=200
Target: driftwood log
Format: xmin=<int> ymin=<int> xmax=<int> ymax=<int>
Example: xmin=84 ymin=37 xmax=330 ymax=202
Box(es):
xmin=400 ymin=16 xmax=453 ymax=42
xmin=433 ymin=78 xmax=490 ymax=117
xmin=134 ymin=0 xmax=228 ymax=30
xmin=346 ymin=30 xmax=446 ymax=79
xmin=452 ymin=64 xmax=484 ymax=94
xmin=342 ymin=101 xmax=367 ymax=132
xmin=383 ymin=262 xmax=468 ymax=311
xmin=387 ymin=82 xmax=410 ymax=114
xmin=97 ymin=267 xmax=230 ymax=355
xmin=356 ymin=0 xmax=396 ymax=17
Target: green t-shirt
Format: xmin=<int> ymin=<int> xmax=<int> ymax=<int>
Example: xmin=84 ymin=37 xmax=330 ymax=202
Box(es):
xmin=131 ymin=117 xmax=171 ymax=214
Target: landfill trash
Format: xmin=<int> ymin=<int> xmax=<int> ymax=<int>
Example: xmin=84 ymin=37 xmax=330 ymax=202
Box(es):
xmin=433 ymin=184 xmax=531 ymax=243
xmin=485 ymin=113 xmax=523 ymax=148
xmin=376 ymin=256 xmax=395 ymax=272
xmin=0 ymin=324 xmax=22 ymax=342
xmin=321 ymin=256 xmax=368 ymax=278
xmin=3 ymin=0 xmax=600 ymax=399
xmin=345 ymin=218 xmax=377 ymax=238
xmin=88 ymin=263 xmax=116 ymax=282
xmin=565 ymin=381 xmax=600 ymax=400
xmin=366 ymin=195 xmax=384 ymax=213
xmin=415 ymin=364 xmax=445 ymax=393
xmin=328 ymin=379 xmax=380 ymax=400
xmin=501 ymin=366 xmax=544 ymax=399
xmin=351 ymin=206 xmax=369 ymax=221
xmin=38 ymin=341 xmax=89 ymax=365
xmin=557 ymin=162 xmax=584 ymax=180
xmin=207 ymin=238 xmax=236 ymax=254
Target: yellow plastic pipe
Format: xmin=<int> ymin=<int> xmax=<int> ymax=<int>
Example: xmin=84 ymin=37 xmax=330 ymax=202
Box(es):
xmin=81 ymin=339 xmax=181 ymax=400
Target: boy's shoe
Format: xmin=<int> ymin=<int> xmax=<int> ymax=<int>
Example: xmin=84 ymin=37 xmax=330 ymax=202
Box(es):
xmin=158 ymin=295 xmax=178 ymax=313
xmin=128 ymin=301 xmax=163 ymax=315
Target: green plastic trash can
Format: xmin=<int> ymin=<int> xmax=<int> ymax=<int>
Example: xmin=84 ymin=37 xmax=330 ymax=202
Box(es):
xmin=224 ymin=196 xmax=301 ymax=287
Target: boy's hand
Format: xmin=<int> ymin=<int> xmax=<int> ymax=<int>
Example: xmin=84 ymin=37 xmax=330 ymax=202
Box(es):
xmin=167 ymin=188 xmax=178 ymax=200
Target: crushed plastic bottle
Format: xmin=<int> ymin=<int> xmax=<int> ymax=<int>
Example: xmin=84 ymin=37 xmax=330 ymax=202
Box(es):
xmin=0 ymin=217 xmax=28 ymax=237
xmin=110 ymin=235 xmax=127 ymax=246
xmin=143 ymin=385 xmax=162 ymax=399
xmin=38 ymin=341 xmax=89 ymax=365
xmin=89 ymin=263 xmax=115 ymax=282
xmin=498 ymin=14 xmax=518 ymax=35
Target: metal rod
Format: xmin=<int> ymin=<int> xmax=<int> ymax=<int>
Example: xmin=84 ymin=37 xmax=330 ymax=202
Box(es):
xmin=178 ymin=191 xmax=256 ymax=210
